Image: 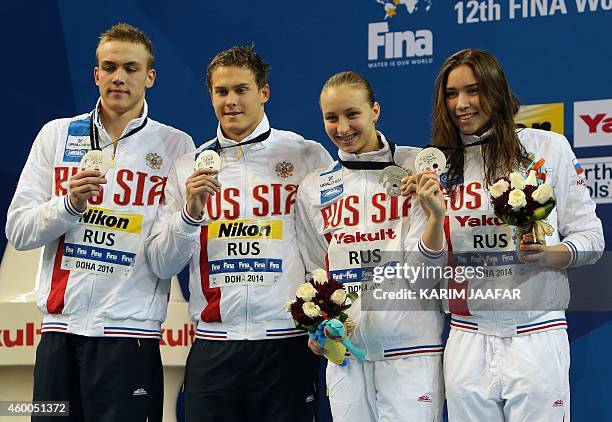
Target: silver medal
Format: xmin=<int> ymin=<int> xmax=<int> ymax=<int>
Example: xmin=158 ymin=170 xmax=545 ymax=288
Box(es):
xmin=415 ymin=147 xmax=446 ymax=176
xmin=379 ymin=165 xmax=407 ymax=197
xmin=79 ymin=150 xmax=111 ymax=176
xmin=195 ymin=150 xmax=222 ymax=172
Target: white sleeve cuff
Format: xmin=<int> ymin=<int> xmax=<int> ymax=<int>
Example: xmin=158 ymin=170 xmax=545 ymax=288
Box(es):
xmin=561 ymin=240 xmax=578 ymax=268
xmin=63 ymin=195 xmax=85 ymax=217
xmin=418 ymin=236 xmax=444 ymax=260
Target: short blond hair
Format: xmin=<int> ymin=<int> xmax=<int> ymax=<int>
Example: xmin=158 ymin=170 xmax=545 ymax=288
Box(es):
xmin=96 ymin=23 xmax=154 ymax=69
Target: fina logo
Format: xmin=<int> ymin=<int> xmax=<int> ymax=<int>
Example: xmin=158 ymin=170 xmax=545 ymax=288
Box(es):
xmin=368 ymin=0 xmax=433 ymax=67
xmin=323 ymin=187 xmax=342 ymax=198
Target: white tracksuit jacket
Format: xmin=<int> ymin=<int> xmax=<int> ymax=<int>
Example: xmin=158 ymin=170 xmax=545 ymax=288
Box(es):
xmin=295 ymin=134 xmax=446 ymax=361
xmin=145 ymin=115 xmax=333 ymax=341
xmin=443 ymin=128 xmax=604 ymax=337
xmin=5 ymin=100 xmax=195 ymax=338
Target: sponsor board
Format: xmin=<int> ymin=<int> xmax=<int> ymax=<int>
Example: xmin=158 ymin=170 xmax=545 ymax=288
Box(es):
xmin=574 ymin=99 xmax=612 ymax=148
xmin=515 ymin=103 xmax=564 ymax=135
xmin=580 ymin=156 xmax=612 ymax=203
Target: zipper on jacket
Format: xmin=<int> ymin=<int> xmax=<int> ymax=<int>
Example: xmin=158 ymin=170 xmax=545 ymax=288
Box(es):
xmin=357 ymin=169 xmax=370 ymax=353
xmin=241 ymin=146 xmax=250 ymax=335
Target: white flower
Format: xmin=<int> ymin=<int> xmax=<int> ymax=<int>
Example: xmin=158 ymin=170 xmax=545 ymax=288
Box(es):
xmin=508 ymin=188 xmax=527 ymax=211
xmin=490 ymin=179 xmax=510 ymax=198
xmin=532 ymin=183 xmax=554 ymax=204
xmin=330 ymin=289 xmax=347 ymax=305
xmin=285 ymin=299 xmax=295 ymax=312
xmin=296 ymin=282 xmax=317 ymax=302
xmin=302 ymin=301 xmax=321 ymax=318
xmin=509 ymin=172 xmax=526 ymax=190
xmin=525 ymin=170 xmax=538 ymax=186
xmin=311 ymin=268 xmax=328 ymax=284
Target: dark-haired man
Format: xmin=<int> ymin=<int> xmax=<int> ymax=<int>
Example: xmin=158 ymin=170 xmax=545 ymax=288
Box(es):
xmin=6 ymin=23 xmax=194 ymax=421
xmin=146 ymin=46 xmax=332 ymax=421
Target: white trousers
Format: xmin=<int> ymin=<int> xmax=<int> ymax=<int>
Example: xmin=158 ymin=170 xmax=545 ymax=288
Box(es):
xmin=326 ymin=355 xmax=444 ymax=422
xmin=444 ymin=329 xmax=570 ymax=422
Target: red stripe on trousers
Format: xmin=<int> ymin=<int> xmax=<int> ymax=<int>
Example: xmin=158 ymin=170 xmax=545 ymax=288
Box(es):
xmin=445 ymin=215 xmax=472 ymax=316
xmin=47 ymin=236 xmax=70 ymax=314
xmin=199 ymin=226 xmax=222 ymax=322
xmin=324 ymin=232 xmax=332 ymax=278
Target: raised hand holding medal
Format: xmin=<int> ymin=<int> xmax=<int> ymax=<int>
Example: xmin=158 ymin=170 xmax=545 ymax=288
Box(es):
xmin=64 ymin=150 xmax=110 ymax=213
xmin=185 ymin=150 xmax=222 ymax=221
xmin=413 ymin=147 xmax=447 ymax=218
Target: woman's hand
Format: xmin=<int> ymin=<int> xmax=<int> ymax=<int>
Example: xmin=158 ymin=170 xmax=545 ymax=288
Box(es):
xmin=415 ymin=172 xmax=446 ymax=219
xmin=518 ymin=242 xmax=572 ymax=269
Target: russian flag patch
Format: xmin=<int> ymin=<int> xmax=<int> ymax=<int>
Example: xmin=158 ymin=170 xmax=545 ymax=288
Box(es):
xmin=573 ymin=158 xmax=584 ymax=175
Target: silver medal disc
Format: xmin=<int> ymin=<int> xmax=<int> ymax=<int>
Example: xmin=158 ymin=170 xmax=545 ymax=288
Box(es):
xmin=379 ymin=165 xmax=407 ymax=197
xmin=195 ymin=150 xmax=222 ymax=172
xmin=79 ymin=150 xmax=111 ymax=176
xmin=415 ymin=147 xmax=446 ymax=176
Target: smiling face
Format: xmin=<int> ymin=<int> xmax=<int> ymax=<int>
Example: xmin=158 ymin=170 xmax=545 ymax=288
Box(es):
xmin=94 ymin=40 xmax=155 ymax=116
xmin=320 ymin=84 xmax=381 ymax=155
xmin=445 ymin=64 xmax=491 ymax=136
xmin=209 ymin=65 xmax=269 ymax=142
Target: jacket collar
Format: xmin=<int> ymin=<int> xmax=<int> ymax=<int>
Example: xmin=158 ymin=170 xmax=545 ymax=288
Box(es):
xmin=460 ymin=128 xmax=493 ymax=146
xmin=216 ymin=114 xmax=271 ymax=150
xmin=337 ymin=131 xmax=392 ymax=163
xmin=92 ymin=98 xmax=149 ymax=144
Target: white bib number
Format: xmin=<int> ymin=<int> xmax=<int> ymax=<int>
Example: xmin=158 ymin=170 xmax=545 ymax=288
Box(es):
xmin=206 ymin=218 xmax=284 ymax=287
xmin=327 ymin=222 xmax=403 ymax=295
xmin=61 ymin=207 xmax=143 ymax=278
xmin=448 ymin=209 xmax=521 ymax=281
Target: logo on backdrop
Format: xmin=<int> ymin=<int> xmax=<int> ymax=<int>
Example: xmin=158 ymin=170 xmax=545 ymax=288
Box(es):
xmin=515 ymin=103 xmax=564 ymax=135
xmin=368 ymin=0 xmax=434 ymax=69
xmin=580 ymin=156 xmax=612 ymax=203
xmin=573 ymin=99 xmax=612 ymax=148
xmin=374 ymin=0 xmax=432 ymax=19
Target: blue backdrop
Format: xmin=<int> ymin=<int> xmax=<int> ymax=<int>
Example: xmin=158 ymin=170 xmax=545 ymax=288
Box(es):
xmin=2 ymin=1 xmax=611 ymax=420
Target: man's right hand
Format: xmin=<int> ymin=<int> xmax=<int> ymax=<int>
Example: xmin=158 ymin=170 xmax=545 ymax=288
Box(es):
xmin=68 ymin=169 xmax=107 ymax=213
xmin=185 ymin=168 xmax=221 ymax=220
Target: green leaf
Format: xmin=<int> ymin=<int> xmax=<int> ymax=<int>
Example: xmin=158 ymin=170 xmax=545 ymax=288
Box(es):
xmin=346 ymin=291 xmax=359 ymax=303
xmin=529 ymin=201 xmax=555 ymax=221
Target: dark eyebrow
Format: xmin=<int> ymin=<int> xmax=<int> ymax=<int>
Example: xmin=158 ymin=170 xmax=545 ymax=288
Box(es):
xmin=445 ymin=83 xmax=478 ymax=91
xmin=213 ymin=83 xmax=250 ymax=91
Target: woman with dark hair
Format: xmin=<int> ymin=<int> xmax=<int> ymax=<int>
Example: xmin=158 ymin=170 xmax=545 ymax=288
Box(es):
xmin=432 ymin=48 xmax=604 ymax=421
xmin=296 ymin=71 xmax=446 ymax=421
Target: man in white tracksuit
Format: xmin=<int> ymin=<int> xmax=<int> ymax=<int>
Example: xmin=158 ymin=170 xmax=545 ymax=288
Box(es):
xmin=145 ymin=46 xmax=332 ymax=422
xmin=5 ymin=23 xmax=194 ymax=422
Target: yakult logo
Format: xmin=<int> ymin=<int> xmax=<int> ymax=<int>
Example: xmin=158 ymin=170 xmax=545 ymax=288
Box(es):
xmin=573 ymin=99 xmax=612 ymax=148
xmin=0 ymin=323 xmax=39 ymax=347
xmin=580 ymin=156 xmax=612 ymax=203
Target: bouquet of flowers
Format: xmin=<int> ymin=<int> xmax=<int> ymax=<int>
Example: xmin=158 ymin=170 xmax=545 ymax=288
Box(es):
xmin=489 ymin=170 xmax=555 ymax=249
xmin=287 ymin=268 xmax=365 ymax=365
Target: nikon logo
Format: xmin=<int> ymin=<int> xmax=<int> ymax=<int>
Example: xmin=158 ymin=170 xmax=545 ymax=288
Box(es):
xmin=219 ymin=222 xmax=272 ymax=238
xmin=209 ymin=219 xmax=283 ymax=240
xmin=79 ymin=208 xmax=143 ymax=233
